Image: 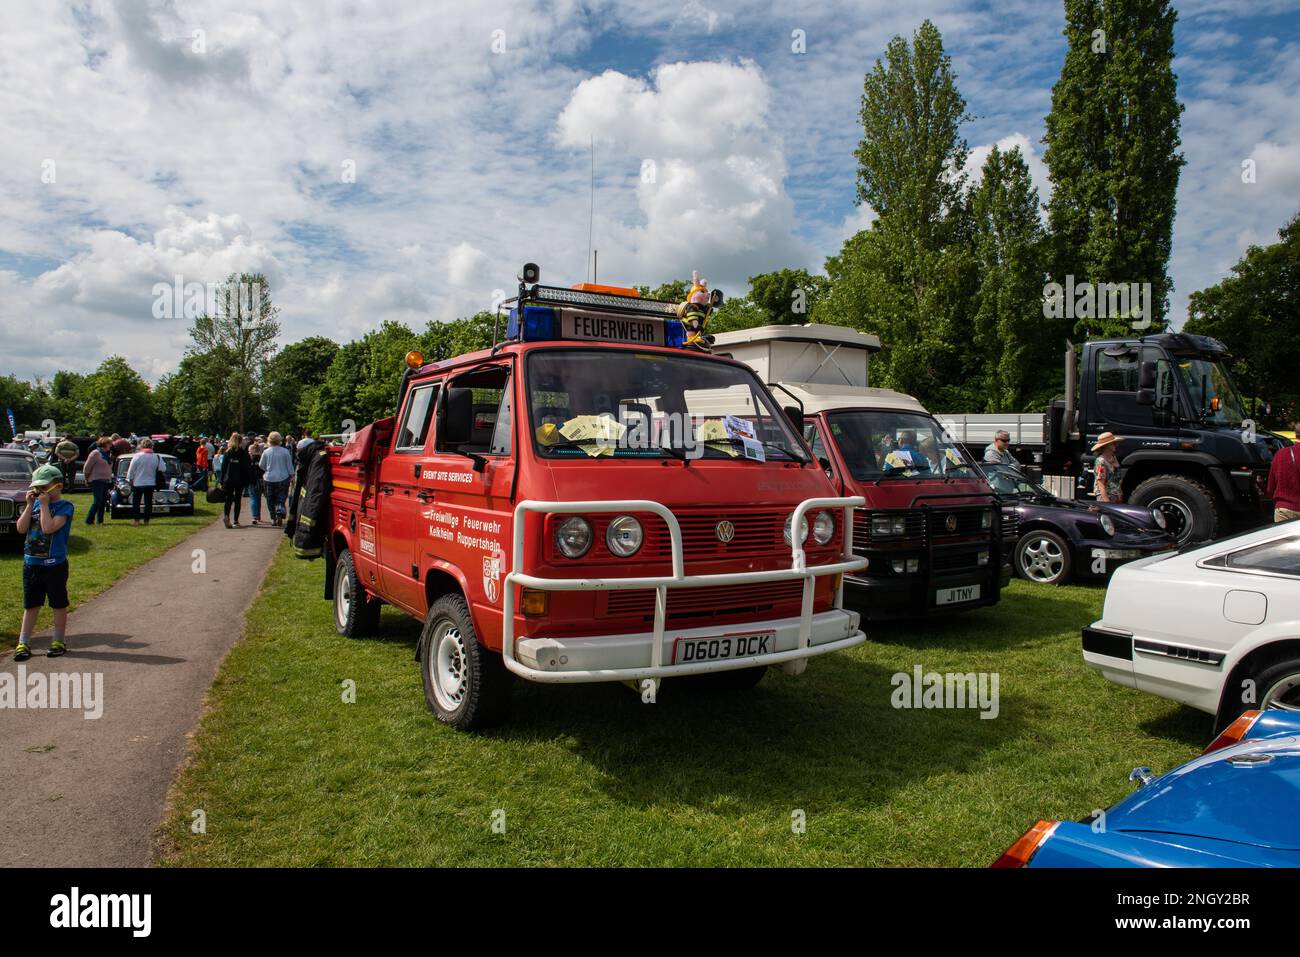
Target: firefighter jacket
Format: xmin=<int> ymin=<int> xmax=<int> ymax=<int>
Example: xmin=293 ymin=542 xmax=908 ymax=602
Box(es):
xmin=284 ymin=440 xmax=330 ymax=559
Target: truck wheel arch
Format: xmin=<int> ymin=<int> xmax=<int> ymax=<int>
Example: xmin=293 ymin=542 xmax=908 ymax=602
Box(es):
xmin=417 ymin=562 xmax=473 ymax=661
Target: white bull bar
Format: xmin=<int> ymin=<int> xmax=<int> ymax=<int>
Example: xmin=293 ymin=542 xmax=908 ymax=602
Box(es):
xmin=500 ymin=496 xmax=868 ymax=684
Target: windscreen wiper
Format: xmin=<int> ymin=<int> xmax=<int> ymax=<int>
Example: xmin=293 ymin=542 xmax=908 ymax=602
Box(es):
xmin=709 ymin=436 xmax=807 ymax=463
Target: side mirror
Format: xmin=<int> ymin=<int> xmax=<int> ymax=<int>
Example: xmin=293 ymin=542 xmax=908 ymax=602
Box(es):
xmin=437 ymin=387 xmax=475 ymax=446
xmin=783 ymin=405 xmax=803 ymax=433
xmin=1138 ymin=361 xmax=1157 ymax=390
xmin=1136 ymin=388 xmax=1155 ymax=406
xmin=818 ymin=456 xmax=832 ymax=472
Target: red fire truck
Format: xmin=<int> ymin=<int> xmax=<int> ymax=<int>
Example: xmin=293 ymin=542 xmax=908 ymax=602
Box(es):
xmin=324 ymin=266 xmax=866 ymax=730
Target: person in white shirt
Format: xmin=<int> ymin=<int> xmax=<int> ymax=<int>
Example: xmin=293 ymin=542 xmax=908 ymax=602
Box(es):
xmin=125 ymin=437 xmax=163 ymax=526
xmin=259 ymin=432 xmax=296 ymax=527
xmin=983 ymin=430 xmax=1020 ymax=467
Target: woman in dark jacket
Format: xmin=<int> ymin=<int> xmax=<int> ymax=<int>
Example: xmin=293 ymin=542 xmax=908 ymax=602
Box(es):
xmin=220 ymin=432 xmax=252 ymax=528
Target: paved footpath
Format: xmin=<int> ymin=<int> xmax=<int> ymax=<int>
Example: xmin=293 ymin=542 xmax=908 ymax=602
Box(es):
xmin=0 ymin=518 xmax=283 ymax=867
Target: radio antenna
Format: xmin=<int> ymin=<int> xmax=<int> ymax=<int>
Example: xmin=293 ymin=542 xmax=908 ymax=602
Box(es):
xmin=586 ymin=135 xmax=595 ymax=281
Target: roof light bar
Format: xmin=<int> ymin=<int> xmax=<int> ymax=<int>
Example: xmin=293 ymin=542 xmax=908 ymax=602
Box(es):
xmin=526 ymin=284 xmax=679 ymax=317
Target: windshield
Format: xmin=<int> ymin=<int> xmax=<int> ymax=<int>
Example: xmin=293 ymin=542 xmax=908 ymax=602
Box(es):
xmin=982 ymin=464 xmax=1047 ymax=498
xmin=1176 ymin=358 xmax=1247 ymax=426
xmin=825 ymin=410 xmax=977 ymax=481
xmin=115 ymin=455 xmax=183 ymax=479
xmin=0 ymin=454 xmax=34 ymax=482
xmin=526 ymin=349 xmax=806 ymax=461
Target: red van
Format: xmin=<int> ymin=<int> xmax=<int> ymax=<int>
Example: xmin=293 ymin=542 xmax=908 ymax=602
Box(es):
xmin=713 ymin=325 xmax=1014 ymax=619
xmin=325 ymin=271 xmax=866 ymax=730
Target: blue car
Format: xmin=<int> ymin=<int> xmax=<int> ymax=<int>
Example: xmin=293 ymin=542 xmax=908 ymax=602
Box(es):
xmin=994 ymin=710 xmax=1300 ymax=867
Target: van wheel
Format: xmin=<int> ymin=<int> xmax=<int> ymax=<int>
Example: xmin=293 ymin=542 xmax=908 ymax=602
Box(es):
xmin=1015 ymin=530 xmax=1072 ymax=585
xmin=419 ymin=594 xmax=511 ymax=731
xmin=1129 ymin=474 xmax=1221 ymax=546
xmin=333 ymin=550 xmax=380 ymax=638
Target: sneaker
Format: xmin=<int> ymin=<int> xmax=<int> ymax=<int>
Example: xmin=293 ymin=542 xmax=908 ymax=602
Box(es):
xmin=14 ymin=643 xmax=31 ymax=662
xmin=251 ymin=519 xmax=260 ymax=526
xmin=48 ymin=640 xmax=66 ymax=658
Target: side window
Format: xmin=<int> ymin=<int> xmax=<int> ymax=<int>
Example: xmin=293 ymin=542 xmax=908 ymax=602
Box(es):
xmin=804 ymin=422 xmax=827 ymax=460
xmin=448 ymin=366 xmax=513 ymax=456
xmin=1221 ymin=536 xmax=1300 ymax=577
xmin=396 ymin=384 xmax=438 ymax=452
xmin=1096 ymin=350 xmax=1152 ymax=427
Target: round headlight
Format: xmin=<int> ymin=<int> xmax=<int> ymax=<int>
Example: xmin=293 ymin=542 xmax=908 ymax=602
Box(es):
xmin=606 ymin=515 xmax=643 ymax=557
xmin=812 ymin=510 xmax=834 ymax=545
xmin=783 ymin=513 xmax=809 ymax=546
xmin=554 ymin=516 xmax=592 ymax=558
xmin=1099 ymin=514 xmax=1116 ymax=536
xmin=1151 ymin=508 xmax=1167 ymax=530
xmin=176 ymin=482 xmax=190 ymax=495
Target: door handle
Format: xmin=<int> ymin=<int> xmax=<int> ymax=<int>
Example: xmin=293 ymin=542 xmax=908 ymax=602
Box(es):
xmin=380 ymin=486 xmax=394 ymax=496
xmin=417 ymin=492 xmax=434 ymax=503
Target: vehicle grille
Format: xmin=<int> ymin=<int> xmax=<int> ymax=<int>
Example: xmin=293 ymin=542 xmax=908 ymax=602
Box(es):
xmin=0 ymin=500 xmax=13 ymax=519
xmin=603 ymin=579 xmax=807 ymax=623
xmin=1000 ymin=509 xmax=1019 ymax=542
xmin=590 ymin=507 xmax=840 ymax=561
xmin=853 ymin=506 xmax=992 ymax=549
xmin=932 ymin=548 xmax=986 ymax=573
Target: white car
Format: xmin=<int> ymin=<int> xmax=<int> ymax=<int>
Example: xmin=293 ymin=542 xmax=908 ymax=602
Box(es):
xmin=1084 ymin=520 xmax=1300 ymax=733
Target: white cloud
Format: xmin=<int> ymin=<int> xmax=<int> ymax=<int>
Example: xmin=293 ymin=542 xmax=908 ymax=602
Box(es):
xmin=556 ymin=59 xmax=806 ymax=290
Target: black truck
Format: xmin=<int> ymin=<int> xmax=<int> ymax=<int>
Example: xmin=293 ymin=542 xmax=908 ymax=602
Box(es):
xmin=1040 ymin=333 xmax=1289 ymax=546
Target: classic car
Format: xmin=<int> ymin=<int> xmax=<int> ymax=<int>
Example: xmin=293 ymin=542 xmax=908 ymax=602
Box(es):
xmin=1083 ymin=519 xmax=1300 ymax=732
xmin=980 ymin=463 xmax=1178 ymax=585
xmin=109 ymin=453 xmax=195 ymax=518
xmin=994 ymin=710 xmax=1300 ymax=867
xmin=0 ymin=449 xmax=37 ymax=542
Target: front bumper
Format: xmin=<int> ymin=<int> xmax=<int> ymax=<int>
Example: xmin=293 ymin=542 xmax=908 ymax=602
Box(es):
xmin=503 ymin=496 xmax=867 ymax=685
xmin=846 ymin=564 xmax=1009 ymax=619
xmin=1075 ymin=538 xmax=1177 ymax=578
xmin=516 ymin=607 xmax=863 ymax=681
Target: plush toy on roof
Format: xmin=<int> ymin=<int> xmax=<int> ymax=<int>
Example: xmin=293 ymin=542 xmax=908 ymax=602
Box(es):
xmin=675 ymin=270 xmax=723 ymax=351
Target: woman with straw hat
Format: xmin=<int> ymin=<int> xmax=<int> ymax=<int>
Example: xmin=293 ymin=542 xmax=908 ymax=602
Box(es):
xmin=1092 ymin=432 xmax=1124 ymax=503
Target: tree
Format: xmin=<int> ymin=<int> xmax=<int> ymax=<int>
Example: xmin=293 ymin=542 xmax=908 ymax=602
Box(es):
xmin=310 ymin=321 xmax=426 ymax=434
xmin=1185 ymin=212 xmax=1300 ymax=427
xmin=969 ymin=145 xmax=1053 ymax=411
xmin=815 ymin=19 xmax=982 ymax=409
xmin=1043 ymin=0 xmax=1184 ymax=335
xmin=263 ymin=336 xmax=340 ymax=433
xmin=747 ymin=269 xmax=828 ymax=325
xmin=189 ymin=272 xmax=280 ymax=432
xmin=75 ymin=356 xmax=153 ymax=434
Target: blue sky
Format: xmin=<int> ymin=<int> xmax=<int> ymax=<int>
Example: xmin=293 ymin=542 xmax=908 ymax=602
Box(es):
xmin=1 ymin=0 xmax=1297 ymax=382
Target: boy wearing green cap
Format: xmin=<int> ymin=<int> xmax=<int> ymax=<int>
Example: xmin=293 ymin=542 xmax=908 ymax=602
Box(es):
xmin=14 ymin=463 xmax=75 ymax=660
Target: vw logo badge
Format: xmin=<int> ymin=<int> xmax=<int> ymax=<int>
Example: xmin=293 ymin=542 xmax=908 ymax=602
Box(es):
xmin=715 ymin=520 xmax=736 ymax=543
xmin=945 ymin=514 xmax=958 ymax=533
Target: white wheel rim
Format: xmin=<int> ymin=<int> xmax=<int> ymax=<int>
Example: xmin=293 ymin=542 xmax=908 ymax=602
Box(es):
xmin=334 ymin=563 xmax=351 ymax=629
xmin=1020 ymin=536 xmax=1064 ymax=583
xmin=430 ymin=622 xmax=468 ymax=711
xmin=1262 ymin=673 xmax=1300 ymax=712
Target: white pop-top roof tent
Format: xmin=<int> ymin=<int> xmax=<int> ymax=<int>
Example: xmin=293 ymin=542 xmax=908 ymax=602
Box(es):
xmin=711 ymin=324 xmax=927 ymax=416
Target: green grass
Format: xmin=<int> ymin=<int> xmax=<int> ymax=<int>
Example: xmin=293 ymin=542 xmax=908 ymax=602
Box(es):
xmin=160 ymin=551 xmax=1212 ymax=867
xmin=2 ymin=496 xmax=217 ymax=648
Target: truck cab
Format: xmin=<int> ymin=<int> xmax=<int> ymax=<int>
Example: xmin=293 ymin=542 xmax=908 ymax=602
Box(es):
xmin=712 ymin=325 xmax=1012 ymax=620
xmin=1043 ymin=333 xmax=1288 ymax=545
xmin=325 ymin=271 xmax=866 ymax=730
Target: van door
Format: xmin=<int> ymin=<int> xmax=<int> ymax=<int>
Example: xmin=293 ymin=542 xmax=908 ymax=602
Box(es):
xmin=378 ymin=380 xmax=440 ymax=612
xmin=416 ymin=363 xmax=515 ymax=624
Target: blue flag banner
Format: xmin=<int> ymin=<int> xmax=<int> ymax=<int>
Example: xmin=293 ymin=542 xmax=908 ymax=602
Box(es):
xmin=5 ymin=408 xmax=15 ymax=440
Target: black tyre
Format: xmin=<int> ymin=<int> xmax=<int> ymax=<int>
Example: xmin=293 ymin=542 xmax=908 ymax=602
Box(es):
xmin=1128 ymin=474 xmax=1221 ymax=547
xmin=1014 ymin=529 xmax=1073 ymax=585
xmin=1217 ymin=654 xmax=1300 ymax=733
xmin=419 ymin=594 xmax=511 ymax=731
xmin=333 ymin=550 xmax=381 ymax=638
